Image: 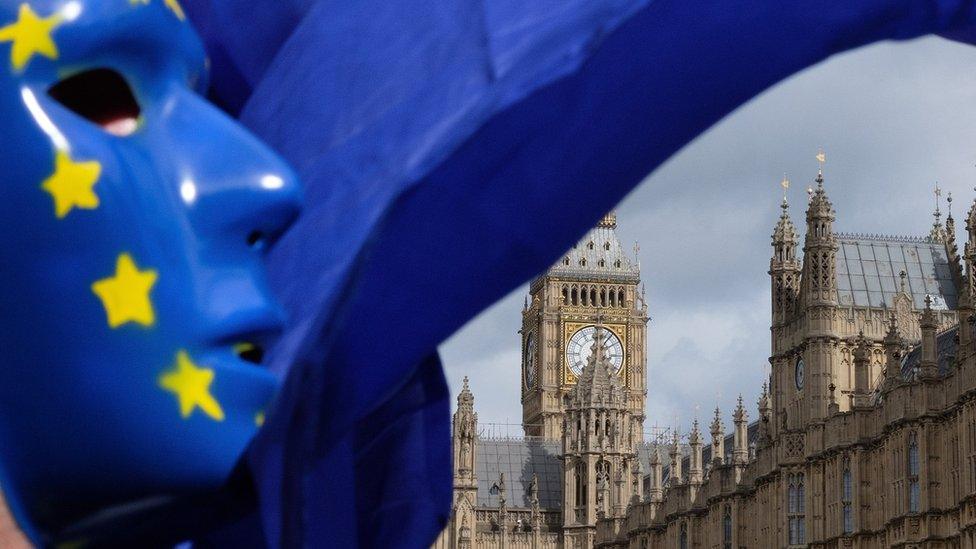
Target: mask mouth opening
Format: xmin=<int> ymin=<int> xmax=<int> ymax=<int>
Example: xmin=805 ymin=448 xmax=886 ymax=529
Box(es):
xmin=48 ymin=68 xmax=142 ymax=137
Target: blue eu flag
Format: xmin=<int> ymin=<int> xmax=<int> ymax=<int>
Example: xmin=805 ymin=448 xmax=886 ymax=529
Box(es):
xmin=182 ymin=0 xmax=975 ymax=546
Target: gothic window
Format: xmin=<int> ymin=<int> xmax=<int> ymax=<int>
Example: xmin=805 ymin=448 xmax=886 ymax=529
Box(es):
xmin=615 ymin=259 xmax=621 ymax=268
xmin=618 ymin=289 xmax=625 ymax=305
xmin=590 ymin=288 xmax=597 ymax=305
xmin=842 ymin=458 xmax=853 ymax=534
xmin=609 ymin=287 xmax=616 ymax=307
xmin=788 ymin=473 xmax=806 ymax=545
xmin=575 ymin=461 xmax=587 ymax=508
xmin=722 ymin=505 xmax=732 ymax=549
xmin=581 ymin=286 xmax=588 ymax=306
xmin=908 ymin=431 xmax=920 ymax=513
xmin=563 ymin=256 xmax=570 ymax=265
xmin=604 ymin=241 xmax=611 ymax=251
xmin=587 ymin=241 xmax=594 ymax=250
xmin=580 ymin=258 xmax=586 ymax=267
xmin=679 ymin=523 xmax=687 ymax=549
xmin=599 ymin=259 xmax=605 ymax=268
xmin=562 ymin=286 xmax=569 ymax=305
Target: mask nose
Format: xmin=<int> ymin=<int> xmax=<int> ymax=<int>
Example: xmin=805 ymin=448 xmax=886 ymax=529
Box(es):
xmin=157 ymin=88 xmax=302 ymax=249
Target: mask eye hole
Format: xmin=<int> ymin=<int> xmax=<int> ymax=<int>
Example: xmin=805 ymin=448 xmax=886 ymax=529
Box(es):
xmin=48 ymin=68 xmax=141 ymax=137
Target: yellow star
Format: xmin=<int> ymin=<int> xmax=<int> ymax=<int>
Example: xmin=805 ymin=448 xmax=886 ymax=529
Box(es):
xmin=159 ymin=350 xmax=225 ymax=421
xmin=164 ymin=0 xmax=185 ymax=20
xmin=91 ymin=253 xmax=158 ymax=328
xmin=255 ymin=411 xmax=265 ymax=427
xmin=40 ymin=150 xmax=101 ymax=219
xmin=0 ymin=4 xmax=62 ymax=72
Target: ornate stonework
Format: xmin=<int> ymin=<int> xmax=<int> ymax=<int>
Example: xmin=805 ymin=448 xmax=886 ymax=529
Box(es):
xmin=436 ymin=173 xmax=976 ymax=549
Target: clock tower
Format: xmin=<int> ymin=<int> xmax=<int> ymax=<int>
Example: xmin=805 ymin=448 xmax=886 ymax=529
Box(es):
xmin=520 ymin=213 xmax=648 ymax=441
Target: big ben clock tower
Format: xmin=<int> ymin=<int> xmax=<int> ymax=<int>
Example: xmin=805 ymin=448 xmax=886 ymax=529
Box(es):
xmin=520 ymin=213 xmax=648 ymax=441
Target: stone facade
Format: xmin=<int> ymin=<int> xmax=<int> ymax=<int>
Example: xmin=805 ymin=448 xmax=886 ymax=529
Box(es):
xmin=436 ymin=169 xmax=976 ymax=549
xmin=594 ymin=172 xmax=976 ymax=549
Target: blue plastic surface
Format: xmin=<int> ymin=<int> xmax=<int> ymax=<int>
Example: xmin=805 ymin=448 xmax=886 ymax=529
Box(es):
xmin=0 ymin=0 xmax=299 ymax=541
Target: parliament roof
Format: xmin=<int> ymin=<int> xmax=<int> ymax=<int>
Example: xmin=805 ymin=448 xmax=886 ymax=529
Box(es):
xmin=476 ymin=438 xmax=563 ymax=510
xmin=901 ymin=326 xmax=959 ymax=378
xmin=835 ymin=233 xmax=957 ymax=310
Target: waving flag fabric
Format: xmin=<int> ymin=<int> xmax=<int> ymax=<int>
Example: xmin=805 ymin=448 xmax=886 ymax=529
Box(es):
xmin=181 ymin=1 xmax=975 ymax=546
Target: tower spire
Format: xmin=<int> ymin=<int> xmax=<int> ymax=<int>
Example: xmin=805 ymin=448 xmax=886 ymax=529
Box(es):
xmin=801 ymin=158 xmax=838 ymax=307
xmin=598 ymin=211 xmax=617 ymax=229
xmin=709 ymin=406 xmax=725 ymax=465
xmin=771 ymin=175 xmax=800 ymax=326
xmin=930 ymin=183 xmax=947 ymax=243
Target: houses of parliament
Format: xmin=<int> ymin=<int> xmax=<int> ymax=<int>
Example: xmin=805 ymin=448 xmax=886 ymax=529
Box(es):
xmin=433 ymin=167 xmax=976 ymax=548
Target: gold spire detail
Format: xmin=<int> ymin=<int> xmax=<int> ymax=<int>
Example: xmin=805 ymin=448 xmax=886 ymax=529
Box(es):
xmin=598 ymin=212 xmax=617 ymax=229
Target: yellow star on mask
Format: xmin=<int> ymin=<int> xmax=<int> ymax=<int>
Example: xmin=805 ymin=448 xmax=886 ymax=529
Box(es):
xmin=41 ymin=150 xmax=101 ymax=219
xmin=0 ymin=4 xmax=63 ymax=72
xmin=159 ymin=350 xmax=225 ymax=421
xmin=91 ymin=253 xmax=158 ymax=328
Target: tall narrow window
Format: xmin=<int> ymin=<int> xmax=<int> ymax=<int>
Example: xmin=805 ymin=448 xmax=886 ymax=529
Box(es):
xmin=842 ymin=458 xmax=853 ymax=534
xmin=908 ymin=432 xmax=920 ymax=513
xmin=575 ymin=461 xmax=587 ymax=508
xmin=679 ymin=523 xmax=687 ymax=549
xmin=723 ymin=505 xmax=732 ymax=549
xmin=788 ymin=473 xmax=806 ymax=545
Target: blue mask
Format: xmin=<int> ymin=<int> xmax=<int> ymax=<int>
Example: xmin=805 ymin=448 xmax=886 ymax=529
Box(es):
xmin=0 ymin=0 xmax=300 ymax=541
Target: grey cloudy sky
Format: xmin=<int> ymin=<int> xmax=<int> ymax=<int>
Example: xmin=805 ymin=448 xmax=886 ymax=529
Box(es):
xmin=439 ymin=36 xmax=976 ymax=439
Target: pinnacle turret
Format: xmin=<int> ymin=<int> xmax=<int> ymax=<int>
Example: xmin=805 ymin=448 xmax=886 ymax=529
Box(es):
xmin=930 ymin=184 xmax=947 ymax=243
xmin=573 ymin=326 xmax=624 ymax=406
xmin=801 ymin=167 xmax=839 ymax=308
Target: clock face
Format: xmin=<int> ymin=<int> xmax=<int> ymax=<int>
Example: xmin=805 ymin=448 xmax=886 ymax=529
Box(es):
xmin=524 ymin=333 xmax=537 ymax=388
xmin=795 ymin=357 xmax=805 ymax=390
xmin=566 ymin=326 xmax=623 ymax=377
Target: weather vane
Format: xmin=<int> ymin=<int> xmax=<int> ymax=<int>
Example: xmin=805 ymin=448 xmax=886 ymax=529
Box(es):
xmin=780 ymin=173 xmax=790 ymax=202
xmin=816 ymin=148 xmax=826 ymax=174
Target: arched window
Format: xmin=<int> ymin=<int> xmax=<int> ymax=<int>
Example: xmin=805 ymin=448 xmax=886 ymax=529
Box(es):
xmin=842 ymin=458 xmax=853 ymax=534
xmin=590 ymin=288 xmax=597 ymax=305
xmin=618 ymin=289 xmax=625 ymax=305
xmin=575 ymin=461 xmax=587 ymax=507
xmin=615 ymin=259 xmax=621 ymax=268
xmin=679 ymin=523 xmax=687 ymax=549
xmin=563 ymin=256 xmax=570 ymax=266
xmin=579 ymin=258 xmax=586 ymax=267
xmin=571 ymin=287 xmax=578 ymax=305
xmin=562 ymin=287 xmax=569 ymax=305
xmin=604 ymin=241 xmax=611 ymax=251
xmin=609 ymin=288 xmax=616 ymax=307
xmin=581 ymin=286 xmax=588 ymax=306
xmin=598 ymin=259 xmax=605 ymax=268
xmin=587 ymin=241 xmax=594 ymax=250
xmin=908 ymin=432 xmax=920 ymax=513
xmin=722 ymin=505 xmax=732 ymax=549
xmin=788 ymin=473 xmax=806 ymax=544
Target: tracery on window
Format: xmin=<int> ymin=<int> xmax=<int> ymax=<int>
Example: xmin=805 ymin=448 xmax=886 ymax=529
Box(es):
xmin=842 ymin=457 xmax=853 ymax=534
xmin=908 ymin=431 xmax=920 ymax=513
